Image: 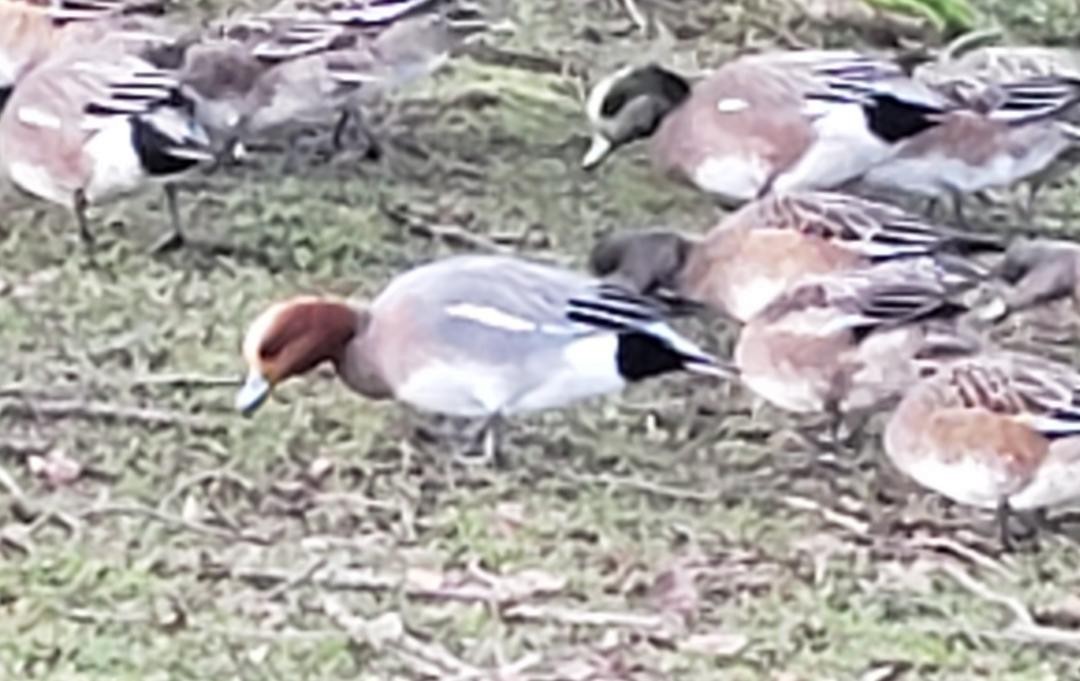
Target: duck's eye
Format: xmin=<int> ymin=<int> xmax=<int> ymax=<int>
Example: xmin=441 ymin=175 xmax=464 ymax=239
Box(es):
xmin=258 ymin=343 xmax=281 ymax=361
xmin=600 ymin=91 xmax=628 ymax=117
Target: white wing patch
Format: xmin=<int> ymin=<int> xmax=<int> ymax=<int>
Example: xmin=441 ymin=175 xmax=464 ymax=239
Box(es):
xmin=445 ymin=303 xmax=538 ymax=333
xmin=16 ymin=106 xmax=62 ymax=130
xmin=716 ymin=97 xmax=750 ymax=113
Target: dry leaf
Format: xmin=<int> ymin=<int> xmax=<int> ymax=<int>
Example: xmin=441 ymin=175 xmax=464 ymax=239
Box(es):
xmin=648 ymin=563 xmax=700 ymax=623
xmin=306 ymin=456 xmax=334 ymax=482
xmin=27 ymin=449 xmax=81 ymax=487
xmin=679 ymin=630 xmax=750 ymax=658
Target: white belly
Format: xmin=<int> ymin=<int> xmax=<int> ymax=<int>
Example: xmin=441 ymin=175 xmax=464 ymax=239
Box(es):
xmin=691 ymin=154 xmax=770 ymax=205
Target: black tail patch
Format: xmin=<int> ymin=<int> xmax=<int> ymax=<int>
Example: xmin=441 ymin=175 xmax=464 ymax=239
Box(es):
xmin=863 ymin=93 xmax=942 ymax=143
xmin=0 ymin=86 xmax=12 ymax=117
xmin=131 ymin=117 xmax=202 ymax=176
xmin=616 ymin=332 xmax=690 ymax=382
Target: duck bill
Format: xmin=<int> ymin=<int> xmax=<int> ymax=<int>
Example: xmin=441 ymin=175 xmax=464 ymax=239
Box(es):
xmin=235 ymin=369 xmax=272 ymax=415
xmin=581 ymin=134 xmax=613 ymax=170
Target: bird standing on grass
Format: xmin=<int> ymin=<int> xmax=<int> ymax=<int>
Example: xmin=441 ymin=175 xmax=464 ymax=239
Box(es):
xmin=236 ymin=255 xmax=730 ymax=465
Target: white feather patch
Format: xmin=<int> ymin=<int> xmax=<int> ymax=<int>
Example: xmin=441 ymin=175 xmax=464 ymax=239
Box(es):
xmin=16 ymin=106 xmax=62 ymax=129
xmin=716 ymin=97 xmax=749 ymax=113
xmin=445 ymin=303 xmax=537 ymax=333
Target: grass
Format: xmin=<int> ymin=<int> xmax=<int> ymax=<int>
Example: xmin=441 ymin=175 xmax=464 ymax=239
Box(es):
xmin=2 ymin=0 xmax=1080 ymax=678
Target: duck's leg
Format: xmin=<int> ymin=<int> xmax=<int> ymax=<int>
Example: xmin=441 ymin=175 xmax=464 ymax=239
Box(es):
xmin=452 ymin=413 xmax=507 ymax=468
xmin=334 ymin=107 xmax=381 ymax=162
xmin=73 ymin=189 xmax=93 ymax=246
xmin=996 ymin=499 xmax=1013 ymax=551
xmin=993 ymin=499 xmax=1040 ymax=551
xmin=483 ymin=415 xmax=507 ymax=469
xmin=331 ymin=109 xmax=351 ymax=152
xmin=951 ymin=192 xmax=970 ymax=229
xmin=149 ymin=182 xmax=185 ymax=254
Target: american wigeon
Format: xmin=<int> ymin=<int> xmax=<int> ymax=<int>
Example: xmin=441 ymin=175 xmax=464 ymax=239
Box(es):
xmin=885 ymin=349 xmax=1080 ymax=548
xmin=0 ymin=40 xmax=213 ymax=247
xmin=732 ymin=256 xmax=983 ymax=427
xmin=581 ymin=51 xmax=947 ymax=205
xmin=860 ymin=75 xmax=1080 ymax=222
xmin=589 ymin=191 xmax=1003 ymax=323
xmin=236 ymin=254 xmax=729 ymax=462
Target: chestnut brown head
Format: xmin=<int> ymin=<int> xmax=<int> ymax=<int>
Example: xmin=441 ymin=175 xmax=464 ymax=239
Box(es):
xmin=236 ymin=297 xmax=360 ymax=414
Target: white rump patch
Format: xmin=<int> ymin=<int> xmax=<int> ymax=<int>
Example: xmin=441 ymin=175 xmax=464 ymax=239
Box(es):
xmin=16 ymin=106 xmax=62 ymax=130
xmin=446 ymin=303 xmax=537 ymax=333
xmin=716 ymin=97 xmax=750 ymax=113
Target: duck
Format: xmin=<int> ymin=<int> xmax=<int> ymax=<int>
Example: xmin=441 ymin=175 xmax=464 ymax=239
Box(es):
xmin=884 ymin=349 xmax=1080 ymax=548
xmin=589 ymin=191 xmax=1003 ymax=323
xmin=986 ymin=237 xmax=1080 ymax=317
xmin=915 ymin=45 xmax=1080 ymax=216
xmin=180 ymin=0 xmax=488 ymax=160
xmin=0 ymin=0 xmax=162 ymax=93
xmin=859 ymin=74 xmax=1080 ymax=222
xmin=732 ymin=256 xmax=984 ymax=431
xmin=581 ymin=51 xmax=948 ymax=206
xmin=0 ymin=38 xmax=213 ymax=248
xmin=236 ymin=254 xmax=730 ymax=463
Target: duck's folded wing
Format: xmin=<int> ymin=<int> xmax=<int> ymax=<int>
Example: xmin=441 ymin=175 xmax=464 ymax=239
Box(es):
xmin=249 ymin=19 xmax=348 ymax=61
xmin=987 ymin=76 xmax=1080 ymax=124
xmin=779 ymin=193 xmax=996 ymax=260
xmin=565 ymin=284 xmax=720 ymax=371
xmin=82 ymin=61 xmax=182 ymax=116
xmin=326 ymin=0 xmax=444 ymax=26
xmin=47 ymin=0 xmax=129 ymax=21
xmin=994 ymin=353 xmax=1080 ymax=436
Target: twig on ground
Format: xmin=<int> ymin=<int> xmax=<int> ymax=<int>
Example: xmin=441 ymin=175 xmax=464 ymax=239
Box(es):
xmin=1 ymin=398 xmax=224 ymax=434
xmin=406 ymin=223 xmax=510 ymax=254
xmin=265 ymin=558 xmax=329 ymax=601
xmin=780 ymin=495 xmax=871 ymax=535
xmin=214 ymin=564 xmax=565 ymax=605
xmin=129 ymin=373 xmax=240 ymax=389
xmin=557 ymin=469 xmax=719 ymax=504
xmin=936 ymin=561 xmax=1080 ymax=649
xmin=909 ymin=535 xmax=1013 ymax=579
xmin=322 ymin=597 xmax=485 ymax=679
xmin=0 ymin=437 xmax=51 ymax=459
xmin=502 ymin=603 xmax=670 ymax=633
xmin=0 ymin=464 xmax=28 ymax=504
xmin=81 ymin=503 xmax=269 ymax=544
xmin=621 ymin=0 xmax=648 ymax=31
xmin=158 ymin=468 xmax=257 ymax=512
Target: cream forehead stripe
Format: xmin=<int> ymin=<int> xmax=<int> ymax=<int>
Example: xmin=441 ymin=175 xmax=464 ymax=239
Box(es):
xmin=242 ymin=297 xmax=322 ymax=365
xmin=585 ymin=65 xmax=636 ymax=124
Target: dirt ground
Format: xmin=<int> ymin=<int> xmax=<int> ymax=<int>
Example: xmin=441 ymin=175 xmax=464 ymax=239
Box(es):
xmin=3 ymin=0 xmax=1080 ymax=678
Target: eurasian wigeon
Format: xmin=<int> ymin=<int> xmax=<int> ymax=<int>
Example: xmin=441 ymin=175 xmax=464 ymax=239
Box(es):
xmin=885 ymin=349 xmax=1080 ymax=548
xmin=589 ymin=191 xmax=1002 ymax=323
xmin=581 ymin=51 xmax=947 ymax=206
xmin=0 ymin=39 xmax=213 ymax=247
xmin=236 ymin=254 xmax=729 ymax=462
